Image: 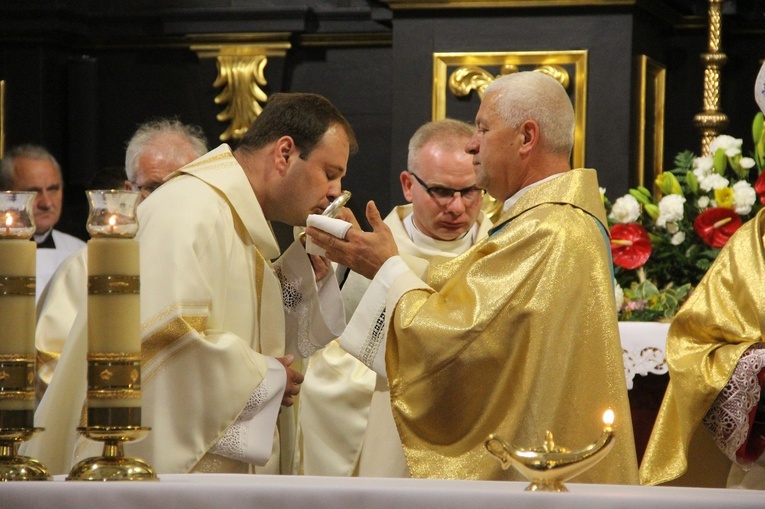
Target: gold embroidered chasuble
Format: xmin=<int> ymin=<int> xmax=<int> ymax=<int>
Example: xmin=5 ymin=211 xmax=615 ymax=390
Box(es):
xmin=300 ymin=205 xmax=493 ymax=476
xmin=640 ymin=209 xmax=765 ymax=488
xmin=381 ymin=169 xmax=638 ymax=482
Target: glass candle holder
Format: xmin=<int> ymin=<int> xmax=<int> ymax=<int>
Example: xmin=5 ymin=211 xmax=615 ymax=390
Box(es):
xmin=86 ymin=190 xmax=140 ymax=238
xmin=0 ymin=191 xmax=36 ymax=239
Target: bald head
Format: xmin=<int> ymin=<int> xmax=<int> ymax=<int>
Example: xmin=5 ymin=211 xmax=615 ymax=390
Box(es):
xmin=484 ymin=71 xmax=575 ymax=157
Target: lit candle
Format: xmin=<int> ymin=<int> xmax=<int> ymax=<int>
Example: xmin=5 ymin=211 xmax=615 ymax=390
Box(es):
xmin=85 ymin=190 xmax=141 ymax=427
xmin=0 ymin=192 xmax=37 ymax=427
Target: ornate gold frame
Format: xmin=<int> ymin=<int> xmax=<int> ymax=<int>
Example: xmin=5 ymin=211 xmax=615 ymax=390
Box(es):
xmin=632 ymin=55 xmax=665 ymax=192
xmin=433 ymin=51 xmax=588 ymax=168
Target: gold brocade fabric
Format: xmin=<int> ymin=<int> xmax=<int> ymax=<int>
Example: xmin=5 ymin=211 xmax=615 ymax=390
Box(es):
xmin=387 ymin=169 xmax=639 ymax=483
xmin=639 ymin=209 xmax=765 ymax=487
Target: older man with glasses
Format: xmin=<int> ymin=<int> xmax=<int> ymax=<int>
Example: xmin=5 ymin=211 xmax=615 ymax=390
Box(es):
xmin=300 ymin=118 xmax=493 ymax=477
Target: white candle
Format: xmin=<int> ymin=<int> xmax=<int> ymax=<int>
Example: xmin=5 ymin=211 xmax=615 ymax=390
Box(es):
xmin=85 ymin=190 xmax=141 ymax=425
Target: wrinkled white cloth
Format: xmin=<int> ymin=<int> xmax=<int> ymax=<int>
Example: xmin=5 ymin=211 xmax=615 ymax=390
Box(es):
xmin=306 ymin=214 xmax=352 ymax=256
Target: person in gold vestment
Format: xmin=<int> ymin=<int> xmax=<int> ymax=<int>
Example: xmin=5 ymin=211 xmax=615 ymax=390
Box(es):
xmin=640 ymin=64 xmax=765 ymax=490
xmin=639 ymin=209 xmax=765 ymax=489
xmin=307 ymin=71 xmax=639 ymax=483
xmin=23 ymin=94 xmax=353 ymax=475
xmin=300 ymin=119 xmax=493 ymax=477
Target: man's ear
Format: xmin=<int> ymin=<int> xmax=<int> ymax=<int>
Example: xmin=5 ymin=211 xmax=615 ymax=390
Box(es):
xmin=400 ymin=170 xmax=415 ymax=203
xmin=518 ymin=120 xmax=540 ymax=155
xmin=274 ymin=136 xmax=296 ymax=173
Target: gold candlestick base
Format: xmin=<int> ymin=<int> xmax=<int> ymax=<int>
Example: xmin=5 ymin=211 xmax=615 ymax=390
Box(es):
xmin=66 ymin=426 xmax=157 ymax=481
xmin=0 ymin=427 xmax=50 ymax=481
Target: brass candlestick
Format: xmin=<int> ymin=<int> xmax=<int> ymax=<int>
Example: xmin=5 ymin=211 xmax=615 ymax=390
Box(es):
xmin=66 ymin=426 xmax=156 ymax=481
xmin=0 ymin=426 xmax=50 ymax=481
xmin=0 ymin=192 xmax=49 ymax=481
xmin=67 ymin=190 xmax=156 ymax=482
xmin=485 ymin=410 xmax=616 ymax=492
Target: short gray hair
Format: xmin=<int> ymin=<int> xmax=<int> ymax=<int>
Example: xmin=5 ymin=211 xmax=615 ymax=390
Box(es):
xmin=0 ymin=144 xmax=62 ymax=190
xmin=484 ymin=72 xmax=575 ymax=156
xmin=407 ymin=118 xmax=474 ymax=173
xmin=124 ymin=119 xmax=208 ymax=182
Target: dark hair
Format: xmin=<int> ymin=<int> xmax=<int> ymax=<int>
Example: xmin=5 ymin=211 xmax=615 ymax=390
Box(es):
xmin=237 ymin=93 xmax=358 ymax=159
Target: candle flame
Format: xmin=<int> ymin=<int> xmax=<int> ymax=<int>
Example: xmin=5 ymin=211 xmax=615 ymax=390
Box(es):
xmin=603 ymin=409 xmax=615 ymax=426
xmin=4 ymin=213 xmax=11 ymax=227
xmin=108 ymin=215 xmax=117 ymax=227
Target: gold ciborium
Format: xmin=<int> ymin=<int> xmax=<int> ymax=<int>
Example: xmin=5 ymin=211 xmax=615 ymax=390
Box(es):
xmin=485 ymin=410 xmax=616 ymax=492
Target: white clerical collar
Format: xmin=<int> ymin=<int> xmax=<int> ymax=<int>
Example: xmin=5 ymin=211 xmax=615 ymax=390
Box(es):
xmin=502 ymin=173 xmax=564 ymax=213
xmin=33 ymin=229 xmax=53 ymax=245
xmin=403 ymin=212 xmax=477 ymax=256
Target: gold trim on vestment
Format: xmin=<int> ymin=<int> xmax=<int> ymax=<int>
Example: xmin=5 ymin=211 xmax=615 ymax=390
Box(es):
xmin=254 ymin=247 xmax=265 ymax=349
xmin=88 ymin=275 xmax=140 ymax=295
xmin=0 ymin=275 xmax=35 ymax=296
xmin=141 ymin=314 xmax=208 ymax=369
xmin=179 ymin=151 xmax=235 ymax=171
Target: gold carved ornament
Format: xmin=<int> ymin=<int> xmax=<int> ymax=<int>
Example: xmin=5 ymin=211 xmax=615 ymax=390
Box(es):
xmin=448 ymin=64 xmax=570 ymax=100
xmin=213 ymin=54 xmax=268 ymax=142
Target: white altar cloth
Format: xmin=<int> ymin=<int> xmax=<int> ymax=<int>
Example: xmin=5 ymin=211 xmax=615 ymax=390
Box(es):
xmin=620 ymin=321 xmax=671 ymax=389
xmin=1 ymin=474 xmax=762 ymax=508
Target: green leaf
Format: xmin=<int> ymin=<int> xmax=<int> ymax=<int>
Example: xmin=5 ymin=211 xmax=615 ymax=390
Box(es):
xmin=629 ymin=188 xmax=651 ymax=205
xmin=713 ymin=148 xmax=728 ymax=175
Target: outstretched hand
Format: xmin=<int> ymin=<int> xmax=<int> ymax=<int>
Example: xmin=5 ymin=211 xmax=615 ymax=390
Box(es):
xmin=306 ymin=201 xmax=398 ymax=280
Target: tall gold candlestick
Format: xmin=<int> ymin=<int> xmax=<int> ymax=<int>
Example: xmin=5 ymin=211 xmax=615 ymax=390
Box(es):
xmin=0 ymin=191 xmax=49 ymax=481
xmin=0 ymin=192 xmax=36 ymax=428
xmin=85 ymin=191 xmax=141 ymax=428
xmin=68 ymin=189 xmax=155 ymax=481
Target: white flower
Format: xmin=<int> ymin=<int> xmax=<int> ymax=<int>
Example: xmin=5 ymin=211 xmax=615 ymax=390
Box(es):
xmin=608 ymin=194 xmax=641 ymax=224
xmin=733 ymin=180 xmax=757 ymax=215
xmin=666 ymin=222 xmax=679 ymax=234
xmin=656 ymin=194 xmax=686 ymax=228
xmin=740 ymin=157 xmax=756 ymax=170
xmin=699 ymin=173 xmax=730 ymax=192
xmin=709 ymin=135 xmax=743 ymax=157
xmin=693 ymin=155 xmax=714 ymax=182
xmin=697 ymin=196 xmax=710 ymax=209
xmin=600 ymin=187 xmax=607 ymax=196
xmin=614 ymin=282 xmax=624 ymax=311
xmin=671 ymin=231 xmax=686 ymax=245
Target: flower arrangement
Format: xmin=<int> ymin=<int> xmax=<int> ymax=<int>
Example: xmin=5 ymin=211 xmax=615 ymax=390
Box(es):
xmin=605 ymin=113 xmax=765 ymax=321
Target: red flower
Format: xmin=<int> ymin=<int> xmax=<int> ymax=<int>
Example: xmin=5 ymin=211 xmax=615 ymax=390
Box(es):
xmin=610 ymin=223 xmax=652 ymax=270
xmin=755 ymin=172 xmax=765 ymax=205
xmin=693 ymin=207 xmax=742 ymax=248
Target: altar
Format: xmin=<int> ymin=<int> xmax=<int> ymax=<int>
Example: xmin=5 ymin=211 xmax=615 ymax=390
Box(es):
xmin=1 ymin=473 xmax=763 ymax=509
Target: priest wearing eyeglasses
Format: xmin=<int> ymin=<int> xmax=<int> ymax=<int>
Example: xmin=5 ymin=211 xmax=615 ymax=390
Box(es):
xmin=300 ymin=119 xmax=493 ymax=477
xmin=307 ymin=72 xmax=638 ymax=483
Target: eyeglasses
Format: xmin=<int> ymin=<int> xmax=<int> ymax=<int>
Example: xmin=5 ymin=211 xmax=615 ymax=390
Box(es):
xmin=408 ymin=172 xmax=484 ymax=205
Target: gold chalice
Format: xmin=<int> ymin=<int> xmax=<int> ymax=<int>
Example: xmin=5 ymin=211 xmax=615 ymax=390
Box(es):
xmin=485 ymin=409 xmax=616 ymax=492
